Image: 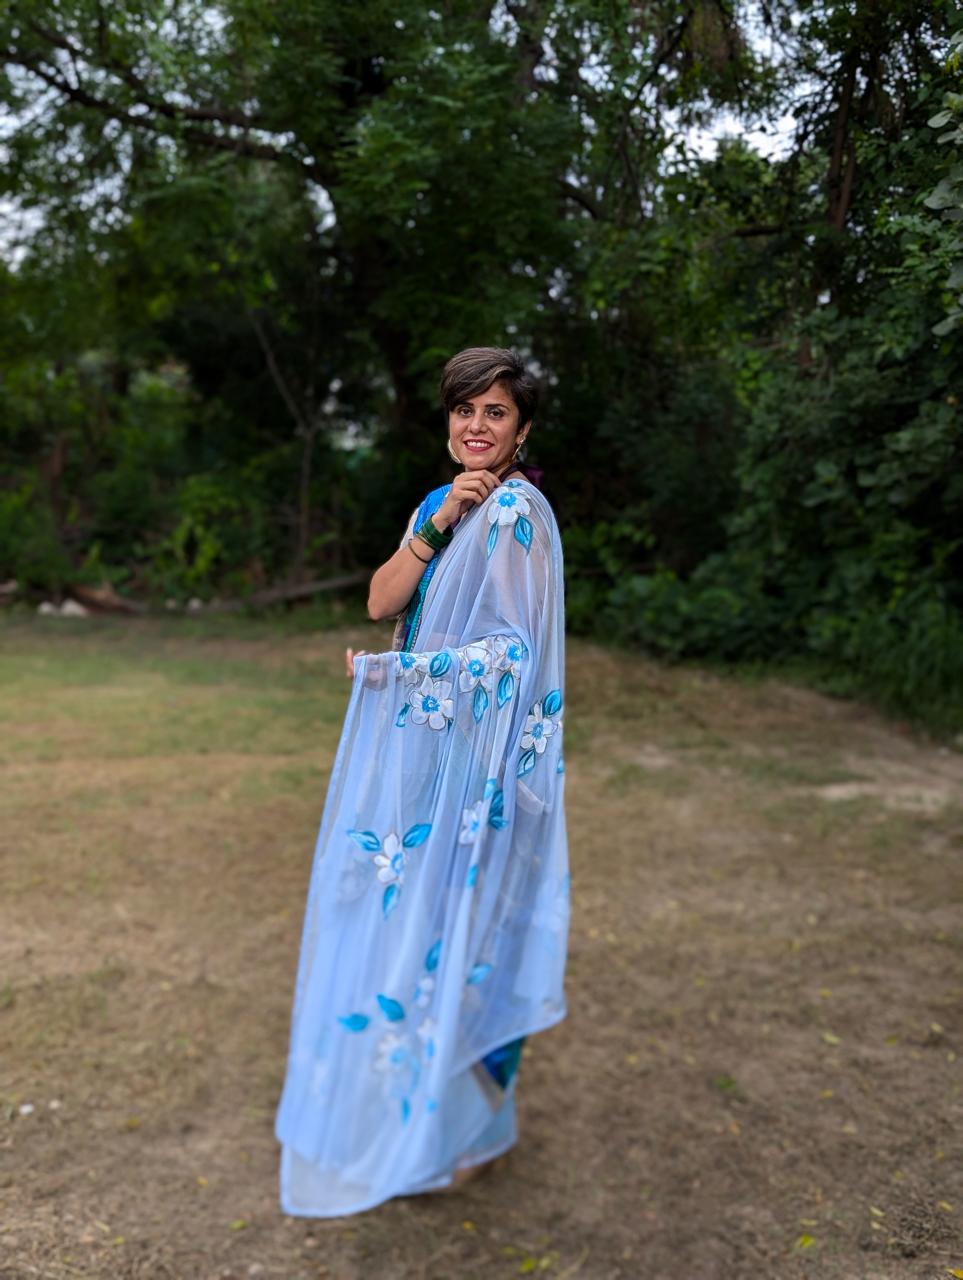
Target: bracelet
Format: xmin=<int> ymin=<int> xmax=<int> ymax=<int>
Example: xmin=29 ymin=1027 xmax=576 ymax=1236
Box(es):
xmin=416 ymin=515 xmax=453 ymax=551
xmin=406 ymin=538 xmax=433 ymax=564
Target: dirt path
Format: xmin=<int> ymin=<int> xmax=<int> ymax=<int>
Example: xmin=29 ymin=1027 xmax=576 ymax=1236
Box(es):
xmin=1 ymin=619 xmax=960 ymax=1279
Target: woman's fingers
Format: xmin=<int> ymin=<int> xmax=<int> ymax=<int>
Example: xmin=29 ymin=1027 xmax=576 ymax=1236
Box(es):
xmin=452 ymin=471 xmax=500 ymax=505
xmin=346 ymin=647 xmax=369 ymax=677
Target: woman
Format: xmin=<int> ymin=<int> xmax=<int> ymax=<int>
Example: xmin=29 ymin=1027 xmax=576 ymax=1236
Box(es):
xmin=274 ymin=347 xmax=570 ymax=1216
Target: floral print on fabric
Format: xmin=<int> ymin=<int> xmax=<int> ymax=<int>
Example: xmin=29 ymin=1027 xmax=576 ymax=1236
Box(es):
xmin=335 ymin=938 xmax=444 ymax=1125
xmin=486 ymin=482 xmax=535 ymax=558
xmin=458 ymin=643 xmax=493 ymax=692
xmin=517 ymin=689 xmax=564 ymax=778
xmin=396 ymin=635 xmax=526 ymax=730
xmin=346 ymin=823 xmax=432 ymax=918
xmin=406 ymin=675 xmax=454 ymax=730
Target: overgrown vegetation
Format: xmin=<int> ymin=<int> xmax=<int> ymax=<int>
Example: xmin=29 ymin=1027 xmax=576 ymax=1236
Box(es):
xmin=1 ymin=1 xmax=960 ymax=729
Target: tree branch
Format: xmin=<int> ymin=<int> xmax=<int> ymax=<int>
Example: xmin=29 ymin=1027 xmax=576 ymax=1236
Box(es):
xmin=558 ymin=178 xmax=601 ymax=219
xmin=20 ymin=14 xmax=268 ymax=130
xmin=3 ymin=35 xmax=330 ymax=183
xmin=247 ymin=309 xmax=311 ymax=435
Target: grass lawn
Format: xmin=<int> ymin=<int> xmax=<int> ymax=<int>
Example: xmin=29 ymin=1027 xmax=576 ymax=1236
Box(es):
xmin=1 ymin=614 xmax=961 ymax=1279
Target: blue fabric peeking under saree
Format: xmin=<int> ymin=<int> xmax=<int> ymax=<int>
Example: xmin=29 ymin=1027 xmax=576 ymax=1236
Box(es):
xmin=274 ymin=477 xmax=570 ymax=1217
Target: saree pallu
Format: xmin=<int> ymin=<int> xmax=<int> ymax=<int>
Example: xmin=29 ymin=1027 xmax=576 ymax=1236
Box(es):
xmin=274 ymin=478 xmax=570 ymax=1216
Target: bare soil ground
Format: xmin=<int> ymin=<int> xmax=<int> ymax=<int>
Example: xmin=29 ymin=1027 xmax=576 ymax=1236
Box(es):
xmin=0 ymin=616 xmax=961 ymax=1280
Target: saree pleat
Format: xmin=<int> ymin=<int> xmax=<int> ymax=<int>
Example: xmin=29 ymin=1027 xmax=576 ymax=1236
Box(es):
xmin=274 ymin=478 xmax=570 ymax=1216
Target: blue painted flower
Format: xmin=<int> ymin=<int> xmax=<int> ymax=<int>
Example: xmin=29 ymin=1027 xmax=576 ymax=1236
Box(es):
xmin=458 ymin=642 xmax=493 ymax=692
xmin=417 ymin=1017 xmax=437 ymax=1059
xmin=398 ymin=651 xmax=429 ymax=681
xmin=521 ymin=699 xmax=561 ymax=755
xmin=373 ymin=1030 xmax=412 ymax=1074
xmin=459 ymin=799 xmax=487 ymax=844
xmin=373 ymin=832 xmax=407 ymax=886
xmin=487 ymin=487 xmax=531 ymax=526
xmin=413 ymin=976 xmax=435 ymax=1008
xmin=494 ymin=634 xmax=529 ymax=679
xmin=407 ymin=675 xmax=454 ymax=729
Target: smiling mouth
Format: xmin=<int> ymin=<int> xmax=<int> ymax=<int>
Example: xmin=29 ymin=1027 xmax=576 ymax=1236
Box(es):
xmin=464 ymin=439 xmax=494 ymax=452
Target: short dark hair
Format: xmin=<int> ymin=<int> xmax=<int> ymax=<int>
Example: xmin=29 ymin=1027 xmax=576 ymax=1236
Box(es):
xmin=440 ymin=347 xmax=538 ymax=429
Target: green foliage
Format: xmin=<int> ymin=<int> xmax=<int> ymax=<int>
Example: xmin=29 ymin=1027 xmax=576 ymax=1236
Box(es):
xmin=924 ymin=28 xmax=963 ymax=334
xmin=0 ymin=0 xmax=960 ymax=729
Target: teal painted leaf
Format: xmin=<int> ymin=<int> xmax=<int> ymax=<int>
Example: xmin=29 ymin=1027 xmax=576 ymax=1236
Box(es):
xmin=488 ymin=788 xmax=505 ymax=829
xmin=403 ymin=822 xmax=432 ymax=848
xmin=347 ymin=829 xmax=381 ymax=852
xmin=395 ymin=704 xmax=410 ymax=728
xmin=496 ymin=671 xmax=514 ymax=708
xmin=466 ymin=963 xmax=493 ymax=985
xmin=486 ymin=521 xmax=499 ymax=559
xmin=466 ymin=864 xmax=478 ymax=887
xmin=483 ymin=776 xmax=498 ymax=799
xmin=338 ymin=1013 xmax=369 ymax=1032
xmin=543 ymin=689 xmax=563 ymax=717
xmin=473 ymin=685 xmax=489 ymax=722
xmin=517 ymin=748 xmax=536 ymax=777
xmin=425 ymin=938 xmax=442 ymax=972
xmin=400 ymin=1097 xmax=411 ymax=1124
xmin=514 ymin=515 xmax=533 ymax=551
xmin=429 ymin=651 xmax=452 ymax=678
xmin=382 ymin=884 xmax=401 ymax=918
xmin=377 ymin=994 xmax=405 ymax=1021
xmin=557 ymin=755 xmax=565 ymax=774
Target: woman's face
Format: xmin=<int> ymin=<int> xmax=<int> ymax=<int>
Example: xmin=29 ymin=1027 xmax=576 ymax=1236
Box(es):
xmin=448 ymin=380 xmax=527 ymax=474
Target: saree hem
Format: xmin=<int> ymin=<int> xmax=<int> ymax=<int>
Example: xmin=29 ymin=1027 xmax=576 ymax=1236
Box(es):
xmin=278 ymin=1124 xmax=519 ymax=1220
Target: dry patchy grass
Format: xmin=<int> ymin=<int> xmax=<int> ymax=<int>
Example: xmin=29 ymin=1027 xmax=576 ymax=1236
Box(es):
xmin=0 ymin=616 xmax=961 ymax=1280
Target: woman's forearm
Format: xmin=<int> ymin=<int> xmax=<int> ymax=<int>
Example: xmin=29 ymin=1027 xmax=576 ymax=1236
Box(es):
xmin=367 ymin=540 xmax=434 ymax=621
xmin=367 ymin=507 xmax=458 ymax=622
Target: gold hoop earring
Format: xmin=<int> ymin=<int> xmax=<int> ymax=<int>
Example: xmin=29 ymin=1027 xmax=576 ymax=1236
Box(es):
xmin=447 ymin=438 xmax=460 ymax=464
xmin=511 ymin=435 xmax=527 ymax=463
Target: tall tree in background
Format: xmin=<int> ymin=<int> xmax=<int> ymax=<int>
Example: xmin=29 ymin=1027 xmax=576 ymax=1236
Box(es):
xmin=1 ymin=1 xmax=960 ymax=722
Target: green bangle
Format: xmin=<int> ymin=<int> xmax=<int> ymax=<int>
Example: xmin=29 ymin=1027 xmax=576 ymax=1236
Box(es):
xmin=417 ymin=516 xmax=452 ymax=550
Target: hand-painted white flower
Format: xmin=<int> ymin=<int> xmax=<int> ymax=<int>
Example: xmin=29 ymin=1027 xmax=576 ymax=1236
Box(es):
xmin=416 ymin=1017 xmax=437 ymax=1059
xmin=487 ymin=487 xmax=531 ymax=526
xmin=413 ymin=976 xmax=435 ymax=1008
xmin=494 ymin=634 xmax=529 ymax=677
xmin=521 ymin=700 xmax=560 ymax=754
xmin=459 ymin=799 xmax=488 ymax=844
xmin=373 ymin=1030 xmax=411 ymax=1075
xmin=398 ymin=651 xmax=430 ymax=681
xmin=407 ymin=676 xmax=454 ymax=729
xmin=374 ymin=832 xmax=407 ymax=885
xmin=459 ymin=642 xmax=493 ymax=692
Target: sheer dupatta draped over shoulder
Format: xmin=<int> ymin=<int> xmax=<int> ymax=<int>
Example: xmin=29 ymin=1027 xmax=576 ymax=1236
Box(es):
xmin=274 ymin=478 xmax=570 ymax=1217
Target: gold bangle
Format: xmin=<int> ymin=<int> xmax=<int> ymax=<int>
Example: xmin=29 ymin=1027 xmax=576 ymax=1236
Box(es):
xmin=407 ymin=538 xmax=433 ymax=565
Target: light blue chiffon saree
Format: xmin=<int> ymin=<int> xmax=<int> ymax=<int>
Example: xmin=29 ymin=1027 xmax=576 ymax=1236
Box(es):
xmin=274 ymin=478 xmax=570 ymax=1216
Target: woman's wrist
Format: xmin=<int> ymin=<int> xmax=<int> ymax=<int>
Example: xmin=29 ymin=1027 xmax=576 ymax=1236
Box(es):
xmin=416 ymin=514 xmax=453 ymax=551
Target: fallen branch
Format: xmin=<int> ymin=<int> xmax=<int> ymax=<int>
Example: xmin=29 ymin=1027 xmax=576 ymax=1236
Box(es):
xmin=203 ymin=571 xmax=369 ymax=613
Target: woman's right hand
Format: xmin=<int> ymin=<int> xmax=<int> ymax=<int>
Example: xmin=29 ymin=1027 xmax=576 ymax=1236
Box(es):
xmin=346 ymin=647 xmax=368 ymax=677
xmin=434 ymin=469 xmax=501 ymax=529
